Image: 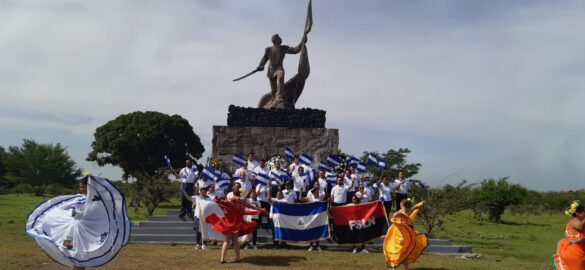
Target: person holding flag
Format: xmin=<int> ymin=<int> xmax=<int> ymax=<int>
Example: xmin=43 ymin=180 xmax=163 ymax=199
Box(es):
xmin=374 ymin=177 xmax=394 ymax=217
xmin=394 ymin=171 xmax=411 ymax=211
xmin=179 ymin=159 xmax=198 ymax=218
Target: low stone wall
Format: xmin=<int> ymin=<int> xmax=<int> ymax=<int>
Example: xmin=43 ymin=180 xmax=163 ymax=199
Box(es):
xmin=212 ymin=126 xmax=339 ymax=164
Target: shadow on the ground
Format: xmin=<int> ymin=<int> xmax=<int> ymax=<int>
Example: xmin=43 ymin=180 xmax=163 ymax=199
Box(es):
xmin=239 ymin=255 xmax=306 ymax=266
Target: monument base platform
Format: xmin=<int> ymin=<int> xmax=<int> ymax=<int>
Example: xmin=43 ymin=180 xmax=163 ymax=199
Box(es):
xmin=227 ymin=105 xmax=326 ymax=128
xmin=212 ymin=126 xmax=339 ymax=164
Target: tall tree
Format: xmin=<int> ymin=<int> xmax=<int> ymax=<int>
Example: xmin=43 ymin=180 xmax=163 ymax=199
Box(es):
xmin=87 ymin=111 xmax=204 ymax=179
xmin=472 ymin=177 xmax=528 ymax=222
xmin=0 ymin=146 xmax=7 ymax=187
xmin=4 ymin=139 xmax=81 ymax=195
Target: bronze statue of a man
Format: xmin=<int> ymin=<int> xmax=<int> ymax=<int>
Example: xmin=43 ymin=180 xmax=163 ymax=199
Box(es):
xmin=256 ymin=34 xmax=308 ymax=109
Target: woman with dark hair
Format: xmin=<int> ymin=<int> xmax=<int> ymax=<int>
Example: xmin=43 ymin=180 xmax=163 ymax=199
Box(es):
xmin=205 ymin=183 xmax=267 ymax=263
xmin=554 ymin=200 xmax=585 ymax=270
xmin=383 ymin=198 xmax=427 ymax=270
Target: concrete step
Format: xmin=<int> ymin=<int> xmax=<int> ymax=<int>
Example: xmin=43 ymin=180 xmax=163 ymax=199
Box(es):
xmin=424 ymin=245 xmax=472 ymax=254
xmin=428 ymin=239 xmax=452 ymax=246
xmin=131 ymin=227 xmax=195 ymax=235
xmin=134 ymin=221 xmax=194 ymax=228
xmin=148 ymin=215 xmax=194 ymax=222
xmin=130 ymin=234 xmax=274 ymax=243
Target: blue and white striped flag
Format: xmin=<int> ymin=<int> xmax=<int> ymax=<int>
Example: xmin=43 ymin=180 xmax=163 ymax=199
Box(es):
xmin=191 ymin=166 xmax=199 ymax=177
xmin=301 ymin=171 xmax=313 ymax=186
xmin=367 ymin=153 xmax=379 ymax=167
xmin=285 ymin=147 xmax=295 ymax=161
xmin=269 ymin=170 xmax=283 ymax=185
xmin=378 ymin=159 xmax=386 ymax=170
xmin=325 ymin=172 xmax=337 ymax=185
xmin=346 ymin=156 xmax=359 ymax=167
xmin=255 ymin=172 xmax=270 ymax=186
xmin=299 ymin=153 xmax=313 ymax=165
xmin=232 ymin=153 xmax=247 ymax=167
xmin=356 ymin=161 xmax=366 ymax=173
xmin=216 ymin=179 xmax=230 ymax=189
xmin=201 ymin=166 xmax=219 ymax=181
xmin=163 ymin=155 xmax=171 ymax=167
xmin=326 ymin=155 xmax=341 ymax=167
xmin=318 ymin=161 xmax=333 ymax=173
xmin=270 ymin=202 xmax=330 ymax=242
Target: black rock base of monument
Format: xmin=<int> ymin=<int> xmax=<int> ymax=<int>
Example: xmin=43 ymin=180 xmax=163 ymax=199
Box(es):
xmin=227 ymin=105 xmax=325 ymax=128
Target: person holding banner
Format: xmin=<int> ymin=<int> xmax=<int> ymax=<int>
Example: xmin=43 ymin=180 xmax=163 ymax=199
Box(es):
xmin=355 ymin=185 xmax=371 ymax=203
xmin=384 ymin=198 xmax=427 ymax=270
xmin=205 ymin=182 xmax=267 ymax=263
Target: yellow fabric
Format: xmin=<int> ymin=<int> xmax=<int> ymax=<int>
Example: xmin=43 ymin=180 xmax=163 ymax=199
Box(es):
xmin=383 ymin=209 xmax=428 ymax=267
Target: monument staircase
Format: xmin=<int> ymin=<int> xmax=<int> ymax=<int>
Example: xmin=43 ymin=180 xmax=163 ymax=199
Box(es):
xmin=130 ymin=209 xmax=473 ymax=255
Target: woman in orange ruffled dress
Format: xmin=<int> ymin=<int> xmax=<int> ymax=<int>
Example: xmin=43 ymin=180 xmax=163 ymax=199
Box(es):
xmin=554 ymin=200 xmax=585 ymax=270
xmin=383 ymin=198 xmax=428 ymax=270
xmin=205 ymin=183 xmax=267 ymax=264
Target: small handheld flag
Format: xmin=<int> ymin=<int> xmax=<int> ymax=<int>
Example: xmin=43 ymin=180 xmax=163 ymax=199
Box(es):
xmin=299 ymin=152 xmax=313 ymax=165
xmin=255 ymin=172 xmax=270 ymax=186
xmin=325 ymin=172 xmax=337 ymax=185
xmin=327 ymin=155 xmax=341 ymax=167
xmin=285 ymin=147 xmax=295 ymax=161
xmin=378 ymin=159 xmax=386 ymax=170
xmin=367 ymin=153 xmax=379 ymax=167
xmin=232 ymin=153 xmax=247 ymax=167
xmin=318 ymin=161 xmax=333 ymax=173
xmin=356 ymin=161 xmax=366 ymax=173
xmin=346 ymin=156 xmax=359 ymax=167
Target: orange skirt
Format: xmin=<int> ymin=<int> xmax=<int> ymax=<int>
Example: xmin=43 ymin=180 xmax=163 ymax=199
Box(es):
xmin=554 ymin=238 xmax=585 ymax=270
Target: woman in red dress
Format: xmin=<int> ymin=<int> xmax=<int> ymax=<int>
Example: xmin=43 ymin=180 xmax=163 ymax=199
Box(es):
xmin=554 ymin=200 xmax=585 ymax=270
xmin=205 ymin=182 xmax=266 ymax=263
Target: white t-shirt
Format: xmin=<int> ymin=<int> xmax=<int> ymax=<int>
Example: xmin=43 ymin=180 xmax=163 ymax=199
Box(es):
xmin=317 ymin=178 xmax=328 ymax=193
xmin=235 ymin=167 xmax=253 ymax=181
xmin=179 ymin=166 xmax=198 ymax=183
xmin=355 ymin=191 xmax=370 ymax=203
xmin=344 ymin=176 xmax=357 ymax=192
xmin=253 ymin=165 xmax=269 ymax=176
xmin=292 ymin=175 xmax=307 ymax=192
xmin=331 ymin=185 xmax=348 ymax=204
xmin=307 ymin=189 xmax=326 ymax=202
xmin=394 ymin=179 xmax=410 ymax=194
xmin=247 ymin=160 xmax=260 ymax=171
xmin=191 ymin=195 xmax=212 ymax=218
xmin=282 ymin=189 xmax=297 ymax=204
xmin=289 ymin=162 xmax=304 ymax=176
xmin=255 ymin=184 xmax=270 ymax=202
xmin=208 ymin=190 xmax=224 ymax=200
xmin=271 ymin=197 xmax=290 ymax=204
xmin=374 ymin=182 xmax=393 ymax=202
xmin=236 ymin=179 xmax=252 ymax=196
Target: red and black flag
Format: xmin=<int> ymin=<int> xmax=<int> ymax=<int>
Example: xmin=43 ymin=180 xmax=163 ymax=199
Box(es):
xmin=331 ymin=201 xmax=389 ymax=244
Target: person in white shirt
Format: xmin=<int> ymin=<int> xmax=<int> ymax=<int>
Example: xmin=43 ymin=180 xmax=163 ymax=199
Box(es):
xmin=179 ymin=159 xmax=198 ymax=218
xmin=355 ymin=185 xmax=370 ymax=203
xmin=374 ymin=177 xmax=394 ymax=216
xmin=330 ymin=177 xmax=354 ymax=206
xmin=393 ymin=171 xmax=410 ymax=211
xmin=207 ymin=184 xmax=223 ymax=200
xmin=235 ymin=171 xmax=252 ymax=197
xmin=347 ymin=195 xmax=369 ymax=254
xmin=242 ymin=191 xmax=260 ymax=250
xmin=235 ymin=165 xmax=253 ymax=183
xmin=227 ymin=182 xmax=242 ymax=200
xmin=317 ymin=170 xmax=328 ymax=195
xmin=183 ymin=186 xmax=212 ymax=250
xmin=269 ymin=161 xmax=284 ymax=197
xmin=281 ymin=181 xmax=297 ymax=204
xmin=302 ymin=181 xmax=326 ymax=252
xmin=268 ymin=184 xmax=293 ymax=249
xmin=292 ymin=166 xmax=309 ymax=201
xmin=288 ymin=156 xmax=303 ymax=177
xmin=255 ymin=178 xmax=271 ymax=229
xmin=246 ymin=152 xmax=260 ymax=171
xmin=362 ymin=177 xmax=375 ymax=201
xmin=344 ymin=168 xmax=358 ymax=203
xmin=196 ymin=176 xmax=214 ymax=192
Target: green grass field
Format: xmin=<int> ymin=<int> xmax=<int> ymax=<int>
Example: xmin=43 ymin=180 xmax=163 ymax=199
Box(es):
xmin=0 ymin=194 xmax=566 ymax=269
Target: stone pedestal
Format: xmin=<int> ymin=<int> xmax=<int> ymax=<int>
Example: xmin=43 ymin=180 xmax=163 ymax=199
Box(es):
xmin=212 ymin=126 xmax=339 ymax=165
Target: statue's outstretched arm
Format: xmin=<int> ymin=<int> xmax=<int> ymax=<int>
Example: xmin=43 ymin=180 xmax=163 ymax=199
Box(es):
xmin=287 ymin=35 xmax=307 ymax=55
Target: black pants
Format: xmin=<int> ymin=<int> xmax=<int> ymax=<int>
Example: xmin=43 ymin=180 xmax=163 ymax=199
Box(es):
xmin=395 ymin=193 xmax=407 ymax=211
xmin=259 ymin=201 xmax=271 ymax=229
xmin=383 ymin=201 xmax=393 ymax=217
xmin=180 ymin=183 xmax=194 ymax=216
xmin=252 ymin=218 xmax=259 ymax=245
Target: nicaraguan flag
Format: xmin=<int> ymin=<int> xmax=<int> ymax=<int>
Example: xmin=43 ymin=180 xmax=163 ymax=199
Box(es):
xmin=232 ymin=153 xmax=247 ymax=167
xmin=318 ymin=161 xmax=333 ymax=173
xmin=367 ymin=153 xmax=379 ymax=167
xmin=191 ymin=166 xmax=199 ymax=177
xmin=202 ymin=166 xmax=218 ymax=181
xmin=325 ymin=172 xmax=337 ymax=185
xmin=346 ymin=156 xmax=359 ymax=167
xmin=255 ymin=172 xmax=270 ymax=186
xmin=285 ymin=147 xmax=295 ymax=161
xmin=327 ymin=155 xmax=341 ymax=167
xmin=216 ymin=179 xmax=230 ymax=189
xmin=301 ymin=171 xmax=313 ymax=186
xmin=163 ymin=155 xmax=171 ymax=167
xmin=269 ymin=171 xmax=283 ymax=185
xmin=270 ymin=202 xmax=330 ymax=242
xmin=378 ymin=159 xmax=386 ymax=170
xmin=356 ymin=161 xmax=366 ymax=173
xmin=299 ymin=153 xmax=313 ymax=165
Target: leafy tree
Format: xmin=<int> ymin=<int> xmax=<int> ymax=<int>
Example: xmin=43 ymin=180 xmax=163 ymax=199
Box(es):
xmin=87 ymin=111 xmax=204 ymax=179
xmin=0 ymin=146 xmax=7 ymax=188
xmin=359 ymin=148 xmax=422 ymax=178
xmin=410 ymin=180 xmax=475 ymax=235
xmin=133 ymin=168 xmax=181 ymax=216
xmin=472 ymin=177 xmax=528 ymax=222
xmin=4 ymin=139 xmax=81 ymax=196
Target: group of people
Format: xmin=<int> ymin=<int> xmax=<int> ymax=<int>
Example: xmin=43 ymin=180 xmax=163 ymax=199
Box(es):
xmin=175 ymin=153 xmax=419 ymax=261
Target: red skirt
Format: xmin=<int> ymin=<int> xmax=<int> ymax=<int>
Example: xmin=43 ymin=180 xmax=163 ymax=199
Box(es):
xmin=554 ymin=238 xmax=585 ymax=270
xmin=204 ymin=199 xmax=258 ymax=236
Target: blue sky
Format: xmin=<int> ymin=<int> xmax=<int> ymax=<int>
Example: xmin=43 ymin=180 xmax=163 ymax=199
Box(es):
xmin=1 ymin=0 xmax=584 ymax=191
